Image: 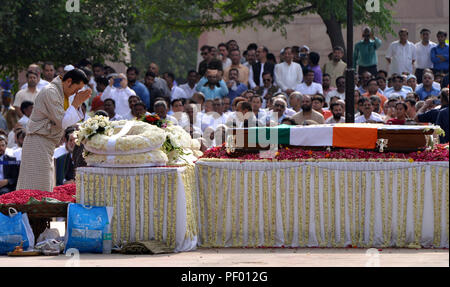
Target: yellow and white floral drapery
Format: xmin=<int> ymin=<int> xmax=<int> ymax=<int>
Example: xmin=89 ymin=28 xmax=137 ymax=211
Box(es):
xmin=195 ymin=160 xmax=449 ymax=248
xmin=75 ymin=165 xmax=197 ymax=252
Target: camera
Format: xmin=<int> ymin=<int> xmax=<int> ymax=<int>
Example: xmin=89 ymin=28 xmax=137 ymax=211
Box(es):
xmin=113 ymin=78 xmax=122 ymax=88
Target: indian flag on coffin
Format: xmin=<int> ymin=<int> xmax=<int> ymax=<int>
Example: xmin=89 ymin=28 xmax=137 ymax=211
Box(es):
xmin=240 ymin=124 xmax=380 ymax=149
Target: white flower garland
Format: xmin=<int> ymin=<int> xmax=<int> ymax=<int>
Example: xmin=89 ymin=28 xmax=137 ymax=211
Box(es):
xmin=164 ymin=126 xmax=203 ymax=165
xmin=85 ymin=149 xmax=168 ymax=167
xmin=84 ymin=120 xmax=166 ymax=154
xmin=74 ymin=115 xmax=114 ymax=145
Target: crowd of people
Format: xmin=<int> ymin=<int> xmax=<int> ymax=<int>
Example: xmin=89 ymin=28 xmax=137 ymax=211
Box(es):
xmin=0 ymin=27 xmax=448 ymax=194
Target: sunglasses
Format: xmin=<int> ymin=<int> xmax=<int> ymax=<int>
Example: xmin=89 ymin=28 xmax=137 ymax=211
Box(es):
xmin=263 ymin=78 xmax=272 ymax=82
xmin=274 ymin=103 xmax=285 ymax=108
xmin=201 ymin=52 xmax=208 ymax=56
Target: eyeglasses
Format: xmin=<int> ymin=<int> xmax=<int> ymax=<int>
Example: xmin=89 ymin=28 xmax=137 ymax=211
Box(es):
xmin=274 ymin=103 xmax=285 ymax=108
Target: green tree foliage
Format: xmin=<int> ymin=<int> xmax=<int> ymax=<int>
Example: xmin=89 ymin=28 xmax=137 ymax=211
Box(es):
xmin=129 ymin=25 xmax=198 ymax=84
xmin=0 ymin=0 xmax=139 ymax=77
xmin=139 ymin=0 xmax=398 ymax=53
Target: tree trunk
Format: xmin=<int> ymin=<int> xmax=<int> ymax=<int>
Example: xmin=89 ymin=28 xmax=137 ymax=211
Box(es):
xmin=318 ymin=11 xmax=348 ymax=62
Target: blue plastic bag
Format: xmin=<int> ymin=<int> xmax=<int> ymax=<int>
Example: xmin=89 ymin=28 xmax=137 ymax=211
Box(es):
xmin=64 ymin=203 xmax=113 ymax=253
xmin=0 ymin=208 xmax=35 ymax=254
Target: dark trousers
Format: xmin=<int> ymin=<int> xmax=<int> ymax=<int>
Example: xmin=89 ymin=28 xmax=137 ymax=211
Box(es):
xmin=358 ymin=65 xmax=377 ymax=76
xmin=433 ymin=69 xmax=449 ymax=75
xmin=415 ymin=68 xmax=425 ymax=84
xmin=0 ymin=187 xmax=12 ymax=195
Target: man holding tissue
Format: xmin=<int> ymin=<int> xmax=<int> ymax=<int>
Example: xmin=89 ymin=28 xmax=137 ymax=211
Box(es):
xmin=16 ymin=69 xmax=91 ymax=192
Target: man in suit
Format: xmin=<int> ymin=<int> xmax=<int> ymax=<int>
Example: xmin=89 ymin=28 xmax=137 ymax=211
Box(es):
xmin=0 ymin=135 xmax=19 ymax=194
xmin=55 ymin=126 xmax=76 ymax=186
xmin=249 ymin=46 xmax=275 ymax=91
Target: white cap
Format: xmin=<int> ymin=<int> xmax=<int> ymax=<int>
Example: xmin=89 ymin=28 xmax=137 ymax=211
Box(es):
xmin=301 ymin=45 xmax=310 ymax=52
xmin=407 ymin=74 xmax=417 ymax=81
xmin=64 ymin=65 xmax=75 ymax=72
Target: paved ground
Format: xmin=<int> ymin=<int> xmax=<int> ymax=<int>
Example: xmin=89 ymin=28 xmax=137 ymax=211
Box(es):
xmin=2 ymin=223 xmax=444 ymax=267
xmin=0 ymin=248 xmax=447 ymax=267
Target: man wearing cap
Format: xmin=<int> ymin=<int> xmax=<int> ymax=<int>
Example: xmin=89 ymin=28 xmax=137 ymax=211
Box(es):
xmin=406 ymin=74 xmax=418 ymax=92
xmin=16 ymin=69 xmax=91 ymax=192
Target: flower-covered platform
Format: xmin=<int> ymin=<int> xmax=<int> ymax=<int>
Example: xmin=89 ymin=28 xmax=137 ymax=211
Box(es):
xmin=195 ymin=145 xmax=449 ymax=248
xmin=76 ymin=165 xmax=198 ymax=252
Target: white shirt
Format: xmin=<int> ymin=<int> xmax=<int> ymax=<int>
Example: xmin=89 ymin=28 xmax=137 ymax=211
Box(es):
xmin=325 ymin=90 xmax=346 ymax=104
xmin=20 ymin=78 xmax=50 ymax=90
xmin=415 ymin=41 xmax=437 ymax=69
xmin=171 ymin=86 xmax=188 ymax=100
xmin=222 ymin=58 xmax=232 ymax=70
xmin=5 ymin=147 xmax=15 ymax=157
xmin=384 ymin=86 xmax=413 ymax=99
xmin=355 ymin=112 xmax=384 ymax=123
xmin=164 ymin=115 xmax=179 ymax=125
xmin=274 ymin=62 xmax=303 ymax=91
xmin=269 ymin=110 xmax=292 ymax=124
xmin=13 ymin=148 xmax=22 ymax=161
xmin=295 ymin=82 xmax=323 ymax=96
xmin=7 ymin=130 xmax=16 ymax=149
xmin=193 ymin=112 xmax=213 ymax=133
xmin=18 ymin=115 xmax=29 ymax=127
xmin=13 ymin=88 xmax=40 ymax=108
xmin=123 ymin=111 xmax=135 ymax=120
xmin=110 ymin=114 xmax=124 ymax=121
xmin=89 ymin=76 xmax=97 ymax=94
xmin=62 ymin=105 xmax=85 ymax=130
xmin=53 ymin=145 xmax=68 ymax=159
xmin=285 ymin=108 xmax=296 ymax=117
xmin=209 ymin=113 xmax=228 ymax=130
xmin=101 ymin=86 xmax=136 ymax=117
xmin=179 ymin=83 xmax=197 ymax=99
xmin=386 ymin=40 xmax=416 ymax=75
xmin=171 ymin=112 xmax=190 ymax=129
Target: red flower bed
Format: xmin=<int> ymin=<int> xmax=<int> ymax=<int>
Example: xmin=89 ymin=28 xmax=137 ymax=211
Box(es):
xmin=0 ymin=183 xmax=77 ymax=205
xmin=201 ymin=144 xmax=449 ymax=162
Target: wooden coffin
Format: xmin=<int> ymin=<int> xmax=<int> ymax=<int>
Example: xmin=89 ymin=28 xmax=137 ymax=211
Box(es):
xmin=230 ymin=125 xmax=435 ymax=153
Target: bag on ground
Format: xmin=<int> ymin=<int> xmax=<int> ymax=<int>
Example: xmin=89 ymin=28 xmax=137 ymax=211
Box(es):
xmin=64 ymin=203 xmax=113 ymax=253
xmin=0 ymin=208 xmax=35 ymax=254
